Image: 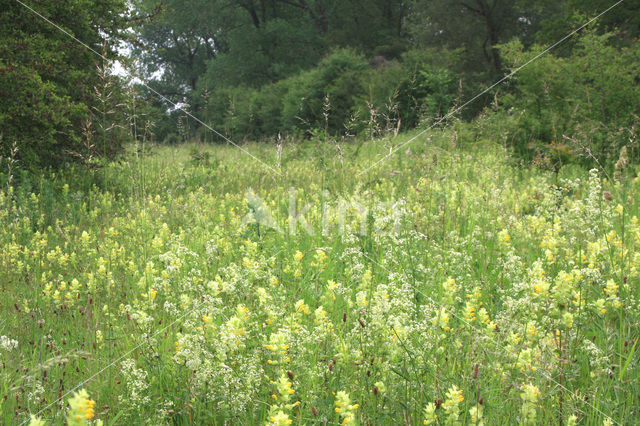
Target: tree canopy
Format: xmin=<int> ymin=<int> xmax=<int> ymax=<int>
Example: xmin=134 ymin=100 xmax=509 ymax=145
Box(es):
xmin=128 ymin=0 xmax=640 ymax=141
xmin=0 ymin=0 xmax=129 ymax=170
xmin=2 ymin=0 xmax=639 ymax=170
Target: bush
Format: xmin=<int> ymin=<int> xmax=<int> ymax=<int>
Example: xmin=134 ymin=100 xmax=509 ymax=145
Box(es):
xmin=198 ymin=47 xmax=461 ymax=141
xmin=393 ymin=49 xmax=460 ymax=128
xmin=498 ymin=30 xmax=640 ymax=165
xmin=251 ymin=80 xmax=290 ymax=137
xmin=281 ymin=48 xmax=369 ymax=136
xmin=0 ymin=0 xmax=129 ymax=171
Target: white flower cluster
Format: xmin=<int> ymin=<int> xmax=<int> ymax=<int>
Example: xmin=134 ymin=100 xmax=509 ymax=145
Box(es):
xmin=119 ymin=359 xmax=151 ymax=411
xmin=0 ymin=335 xmax=18 ymax=352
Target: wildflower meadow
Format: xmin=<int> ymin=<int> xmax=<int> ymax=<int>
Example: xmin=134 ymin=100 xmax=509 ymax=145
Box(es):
xmin=1 ymin=125 xmax=639 ymax=425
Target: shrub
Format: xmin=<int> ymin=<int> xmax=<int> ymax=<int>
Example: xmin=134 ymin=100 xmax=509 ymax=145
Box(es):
xmin=281 ymin=48 xmax=369 ymax=136
xmin=0 ymin=0 xmax=129 ymax=171
xmin=498 ymin=30 xmax=640 ymax=165
xmin=198 ymin=47 xmax=461 ymax=141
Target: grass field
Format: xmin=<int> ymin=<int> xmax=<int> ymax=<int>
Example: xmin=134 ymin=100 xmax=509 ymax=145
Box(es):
xmin=1 ymin=128 xmax=639 ymax=425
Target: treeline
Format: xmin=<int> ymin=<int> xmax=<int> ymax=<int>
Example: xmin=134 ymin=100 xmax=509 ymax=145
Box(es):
xmin=172 ymin=30 xmax=640 ymax=169
xmin=1 ymin=0 xmax=640 ymax=173
xmin=191 ymin=48 xmax=459 ymax=142
xmin=137 ymin=0 xmax=640 ymax=164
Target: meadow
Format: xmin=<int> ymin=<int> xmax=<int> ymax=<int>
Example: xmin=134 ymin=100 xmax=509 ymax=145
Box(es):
xmin=1 ymin=125 xmax=639 ymax=425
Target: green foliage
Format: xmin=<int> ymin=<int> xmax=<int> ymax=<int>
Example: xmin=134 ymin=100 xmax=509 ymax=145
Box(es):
xmin=0 ymin=57 xmax=79 ymax=169
xmin=405 ymin=0 xmax=563 ymax=77
xmin=203 ymin=17 xmax=324 ymax=89
xmin=134 ymin=0 xmax=410 ymax=137
xmin=133 ymin=0 xmax=221 ymax=93
xmin=196 ymin=48 xmax=460 ymax=141
xmin=326 ymin=0 xmax=407 ymax=55
xmin=394 ymin=49 xmax=459 ymax=129
xmin=535 ymin=0 xmax=640 ymax=44
xmin=498 ymin=30 xmax=640 ymax=165
xmin=0 ymin=0 xmax=129 ymax=171
xmin=250 ymin=80 xmax=290 ymax=137
xmin=281 ymin=48 xmax=369 ymax=135
xmin=189 ymin=147 xmax=212 ymax=166
xmin=130 ymin=0 xmax=640 ymax=167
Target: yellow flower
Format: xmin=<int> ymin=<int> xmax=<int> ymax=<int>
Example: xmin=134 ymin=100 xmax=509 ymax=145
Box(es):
xmin=28 ymin=416 xmax=46 ymax=426
xmin=498 ymin=229 xmax=511 ymax=246
xmin=335 ymin=391 xmax=357 ymax=424
xmin=423 ymin=402 xmax=437 ymax=425
xmin=66 ymin=389 xmax=96 ymax=425
xmin=268 ymin=410 xmax=293 ymax=426
xmin=294 ymin=299 xmax=309 ymax=314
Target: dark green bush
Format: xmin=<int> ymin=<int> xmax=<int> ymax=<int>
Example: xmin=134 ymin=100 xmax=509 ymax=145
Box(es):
xmin=498 ymin=30 xmax=640 ymax=164
xmin=251 ymin=80 xmax=289 ymax=137
xmin=0 ymin=0 xmax=128 ymax=171
xmin=197 ymin=47 xmax=460 ymax=141
xmin=281 ymin=48 xmax=369 ymax=135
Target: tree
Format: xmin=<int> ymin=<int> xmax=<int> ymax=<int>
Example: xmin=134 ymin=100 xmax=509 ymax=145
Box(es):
xmin=407 ymin=0 xmax=567 ymax=77
xmin=131 ymin=0 xmax=233 ymax=109
xmin=573 ymin=0 xmax=640 ymax=39
xmin=283 ymin=0 xmax=408 ymax=56
xmin=0 ymin=0 xmax=129 ymax=170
